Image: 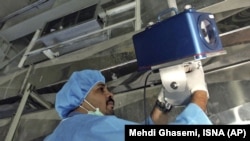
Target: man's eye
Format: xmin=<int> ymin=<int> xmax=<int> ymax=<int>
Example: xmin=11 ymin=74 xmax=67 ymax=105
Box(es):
xmin=99 ymin=87 xmax=105 ymax=92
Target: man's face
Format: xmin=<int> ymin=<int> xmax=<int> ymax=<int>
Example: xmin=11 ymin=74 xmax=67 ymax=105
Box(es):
xmin=85 ymin=83 xmax=115 ymax=115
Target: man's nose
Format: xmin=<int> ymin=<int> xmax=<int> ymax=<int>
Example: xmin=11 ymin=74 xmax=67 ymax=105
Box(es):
xmin=106 ymin=90 xmax=114 ymax=97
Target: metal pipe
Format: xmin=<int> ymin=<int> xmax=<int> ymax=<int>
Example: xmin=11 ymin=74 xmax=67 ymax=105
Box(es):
xmin=135 ymin=0 xmax=142 ymax=31
xmin=106 ymin=1 xmax=136 ymax=16
xmin=205 ymin=60 xmax=250 ymax=75
xmin=30 ymin=92 xmax=53 ymax=109
xmin=19 ymin=65 xmax=33 ymax=94
xmin=5 ymin=83 xmax=31 ymax=141
xmin=219 ymin=25 xmax=250 ymax=37
xmin=18 ymin=29 xmax=41 ymax=68
xmin=167 ymin=0 xmax=178 ymax=16
xmin=101 ymin=59 xmax=137 ymax=71
xmin=0 ymin=47 xmax=25 ymax=69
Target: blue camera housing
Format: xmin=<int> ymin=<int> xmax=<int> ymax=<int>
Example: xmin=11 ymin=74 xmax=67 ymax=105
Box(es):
xmin=133 ymin=8 xmax=225 ymax=71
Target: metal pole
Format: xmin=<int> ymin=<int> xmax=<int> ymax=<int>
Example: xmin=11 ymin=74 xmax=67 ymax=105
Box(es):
xmin=18 ymin=29 xmax=41 ymax=68
xmin=106 ymin=1 xmax=136 ymax=16
xmin=30 ymin=92 xmax=53 ymax=109
xmin=167 ymin=0 xmax=178 ymax=16
xmin=135 ymin=0 xmax=142 ymax=31
xmin=5 ymin=83 xmax=32 ymax=141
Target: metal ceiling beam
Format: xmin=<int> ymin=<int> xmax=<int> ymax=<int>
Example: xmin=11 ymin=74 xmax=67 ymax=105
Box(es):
xmin=198 ymin=0 xmax=250 ymax=14
xmin=220 ymin=26 xmax=250 ymax=47
xmin=215 ymin=7 xmax=248 ymax=22
xmin=0 ymin=0 xmax=49 ymax=24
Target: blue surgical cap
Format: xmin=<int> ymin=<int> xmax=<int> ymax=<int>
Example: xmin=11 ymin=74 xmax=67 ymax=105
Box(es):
xmin=55 ymin=69 xmax=105 ymax=119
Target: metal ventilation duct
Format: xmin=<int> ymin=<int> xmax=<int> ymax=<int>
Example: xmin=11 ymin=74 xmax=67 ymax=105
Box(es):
xmin=0 ymin=0 xmax=100 ymax=42
xmin=37 ymin=2 xmax=103 ymax=46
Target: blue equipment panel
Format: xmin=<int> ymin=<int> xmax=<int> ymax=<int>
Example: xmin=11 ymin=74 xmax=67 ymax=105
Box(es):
xmin=132 ymin=8 xmax=225 ymax=71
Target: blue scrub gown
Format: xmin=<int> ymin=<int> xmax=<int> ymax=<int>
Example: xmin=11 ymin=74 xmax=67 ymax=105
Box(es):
xmin=44 ymin=103 xmax=211 ymax=141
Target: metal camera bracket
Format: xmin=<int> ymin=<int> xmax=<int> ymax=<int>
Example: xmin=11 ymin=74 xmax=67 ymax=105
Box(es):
xmin=159 ymin=60 xmax=202 ymax=106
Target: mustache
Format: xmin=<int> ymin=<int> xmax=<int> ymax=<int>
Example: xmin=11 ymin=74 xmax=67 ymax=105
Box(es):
xmin=106 ymin=96 xmax=115 ymax=105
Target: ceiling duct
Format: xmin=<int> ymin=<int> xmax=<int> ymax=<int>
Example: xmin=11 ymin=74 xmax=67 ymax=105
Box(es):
xmin=37 ymin=1 xmax=104 ymax=46
xmin=0 ymin=0 xmax=100 ymax=42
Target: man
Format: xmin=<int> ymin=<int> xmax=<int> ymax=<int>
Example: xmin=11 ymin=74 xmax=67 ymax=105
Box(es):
xmin=44 ymin=63 xmax=211 ymax=141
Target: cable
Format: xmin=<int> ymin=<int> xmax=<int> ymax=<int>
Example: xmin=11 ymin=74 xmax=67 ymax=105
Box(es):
xmin=143 ymin=70 xmax=152 ymax=125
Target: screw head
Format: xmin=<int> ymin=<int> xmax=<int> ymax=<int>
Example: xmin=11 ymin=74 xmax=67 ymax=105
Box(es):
xmin=170 ymin=82 xmax=178 ymax=89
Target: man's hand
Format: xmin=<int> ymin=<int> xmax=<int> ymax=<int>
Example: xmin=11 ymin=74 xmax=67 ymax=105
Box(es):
xmin=156 ymin=87 xmax=172 ymax=112
xmin=157 ymin=87 xmax=166 ymax=103
xmin=185 ymin=61 xmax=209 ymax=98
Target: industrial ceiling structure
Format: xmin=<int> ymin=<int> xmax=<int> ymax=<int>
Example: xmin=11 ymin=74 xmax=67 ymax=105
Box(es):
xmin=0 ymin=0 xmax=250 ymax=140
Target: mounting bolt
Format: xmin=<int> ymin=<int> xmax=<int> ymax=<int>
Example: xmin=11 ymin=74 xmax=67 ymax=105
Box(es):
xmin=184 ymin=4 xmax=192 ymax=10
xmin=170 ymin=82 xmax=178 ymax=89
